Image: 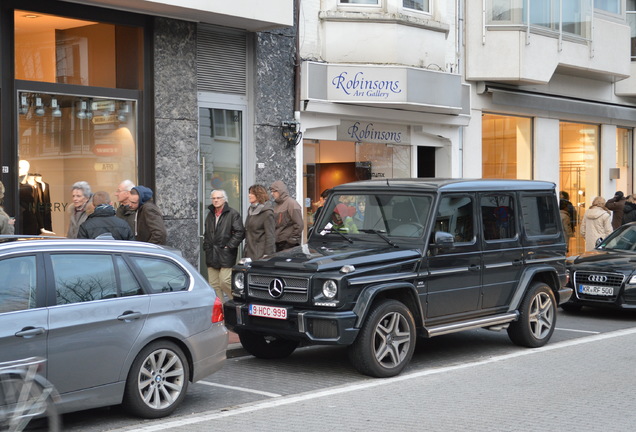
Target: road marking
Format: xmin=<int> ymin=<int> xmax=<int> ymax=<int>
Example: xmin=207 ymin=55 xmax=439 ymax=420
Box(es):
xmin=556 ymin=327 xmax=600 ymax=334
xmin=197 ymin=381 xmax=281 ymax=398
xmin=112 ymin=326 xmax=636 ymax=431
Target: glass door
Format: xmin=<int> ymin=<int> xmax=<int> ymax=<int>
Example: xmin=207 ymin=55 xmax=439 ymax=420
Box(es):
xmin=198 ymin=106 xmax=245 ymax=272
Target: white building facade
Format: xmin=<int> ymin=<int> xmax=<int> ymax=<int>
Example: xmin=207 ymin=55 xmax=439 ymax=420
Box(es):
xmin=297 ymin=0 xmax=636 ymax=255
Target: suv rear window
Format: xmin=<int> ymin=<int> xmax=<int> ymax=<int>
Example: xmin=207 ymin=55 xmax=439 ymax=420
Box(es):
xmin=521 ymin=194 xmax=559 ymax=236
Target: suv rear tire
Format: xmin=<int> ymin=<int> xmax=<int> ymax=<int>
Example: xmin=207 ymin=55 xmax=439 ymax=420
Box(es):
xmin=507 ymin=282 xmax=556 ymax=348
xmin=348 ymin=299 xmax=416 ymax=378
xmin=238 ymin=331 xmax=299 ymax=359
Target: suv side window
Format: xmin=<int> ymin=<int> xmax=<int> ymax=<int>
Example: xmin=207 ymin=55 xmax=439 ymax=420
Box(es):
xmin=435 ymin=195 xmax=475 ymax=243
xmin=130 ymin=256 xmax=189 ymax=293
xmin=481 ymin=194 xmax=516 ymax=241
xmin=521 ymin=193 xmax=559 ymax=236
xmin=0 ymin=255 xmax=37 ymax=313
xmin=53 ymin=254 xmax=119 ymax=304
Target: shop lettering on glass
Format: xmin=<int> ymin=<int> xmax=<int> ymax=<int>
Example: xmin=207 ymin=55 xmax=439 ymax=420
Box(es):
xmin=330 ymin=71 xmax=403 ymax=99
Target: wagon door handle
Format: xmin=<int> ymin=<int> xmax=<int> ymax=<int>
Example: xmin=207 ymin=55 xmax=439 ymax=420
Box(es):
xmin=117 ymin=311 xmax=143 ymax=321
xmin=15 ymin=327 xmax=46 ymax=338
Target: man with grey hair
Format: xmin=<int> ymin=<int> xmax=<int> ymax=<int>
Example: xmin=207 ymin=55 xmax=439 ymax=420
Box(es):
xmin=115 ymin=179 xmax=136 ymax=232
xmin=203 ymin=189 xmax=244 ymax=301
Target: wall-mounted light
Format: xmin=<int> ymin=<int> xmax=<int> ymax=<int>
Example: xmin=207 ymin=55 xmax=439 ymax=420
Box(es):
xmin=35 ymin=96 xmax=45 ymax=116
xmin=51 ymin=97 xmax=62 ymax=117
xmin=281 ymin=120 xmax=302 ymax=147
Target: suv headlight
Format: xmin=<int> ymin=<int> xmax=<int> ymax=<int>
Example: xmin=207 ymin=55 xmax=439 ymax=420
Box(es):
xmin=233 ymin=272 xmax=245 ymax=295
xmin=322 ymin=280 xmax=338 ymax=299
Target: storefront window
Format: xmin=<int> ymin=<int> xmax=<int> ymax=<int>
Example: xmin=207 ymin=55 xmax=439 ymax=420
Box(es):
xmin=616 ymin=127 xmax=633 ymax=195
xmin=482 ymin=113 xmax=532 ymax=179
xmin=303 ymin=140 xmax=411 ymax=229
xmin=17 ymin=92 xmax=137 ymax=236
xmin=559 ymin=122 xmax=599 ymax=255
xmin=15 ymin=10 xmax=143 ymax=89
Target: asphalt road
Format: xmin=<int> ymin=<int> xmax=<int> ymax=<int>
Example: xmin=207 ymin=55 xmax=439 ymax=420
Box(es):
xmin=60 ymin=307 xmax=636 ymax=432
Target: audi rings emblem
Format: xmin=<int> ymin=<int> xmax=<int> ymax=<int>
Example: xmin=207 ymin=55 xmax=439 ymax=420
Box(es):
xmin=269 ymin=278 xmax=285 ymax=298
xmin=588 ymin=274 xmax=608 ymax=283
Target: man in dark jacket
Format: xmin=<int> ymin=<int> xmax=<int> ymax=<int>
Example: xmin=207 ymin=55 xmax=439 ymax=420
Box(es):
xmin=606 ymin=190 xmax=626 ymax=230
xmin=270 ymin=180 xmax=303 ymax=251
xmin=128 ymin=186 xmax=167 ymax=245
xmin=77 ymin=191 xmax=134 ymax=240
xmin=203 ymin=189 xmax=245 ymax=301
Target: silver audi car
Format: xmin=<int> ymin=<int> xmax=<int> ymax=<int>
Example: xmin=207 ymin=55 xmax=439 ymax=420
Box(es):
xmin=0 ymin=237 xmax=227 ymax=419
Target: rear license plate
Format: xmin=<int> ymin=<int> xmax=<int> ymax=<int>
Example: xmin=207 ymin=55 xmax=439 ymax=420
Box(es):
xmin=249 ymin=304 xmax=288 ymax=320
xmin=578 ymin=284 xmax=614 ymax=296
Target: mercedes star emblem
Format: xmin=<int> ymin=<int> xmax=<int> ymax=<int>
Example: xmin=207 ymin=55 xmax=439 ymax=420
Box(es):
xmin=269 ymin=278 xmax=285 ymax=298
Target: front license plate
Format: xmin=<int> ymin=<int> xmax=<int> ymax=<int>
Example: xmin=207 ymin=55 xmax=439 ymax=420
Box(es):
xmin=579 ymin=284 xmax=614 ymax=296
xmin=249 ymin=304 xmax=288 ymax=320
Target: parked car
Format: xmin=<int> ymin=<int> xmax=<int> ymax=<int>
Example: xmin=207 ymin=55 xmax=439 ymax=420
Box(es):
xmin=0 ymin=237 xmax=227 ymax=418
xmin=562 ymin=222 xmax=636 ymax=312
xmin=224 ymin=179 xmax=571 ymax=377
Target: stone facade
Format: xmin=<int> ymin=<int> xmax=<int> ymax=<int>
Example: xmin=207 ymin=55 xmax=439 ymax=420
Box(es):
xmin=152 ymin=16 xmax=298 ymax=268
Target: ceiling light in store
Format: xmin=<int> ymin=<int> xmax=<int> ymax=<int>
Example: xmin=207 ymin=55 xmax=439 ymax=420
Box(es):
xmin=51 ymin=98 xmax=62 ymax=117
xmin=19 ymin=94 xmax=29 ymax=115
xmin=35 ymin=97 xmax=45 ymax=116
xmin=76 ymin=100 xmax=87 ymax=119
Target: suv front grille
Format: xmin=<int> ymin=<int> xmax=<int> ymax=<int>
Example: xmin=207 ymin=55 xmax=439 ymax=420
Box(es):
xmin=573 ymin=271 xmax=624 ymax=301
xmin=247 ymin=273 xmax=309 ymax=302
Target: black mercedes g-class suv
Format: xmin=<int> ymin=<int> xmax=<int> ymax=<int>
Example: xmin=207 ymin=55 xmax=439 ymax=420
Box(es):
xmin=224 ymin=179 xmax=572 ymax=377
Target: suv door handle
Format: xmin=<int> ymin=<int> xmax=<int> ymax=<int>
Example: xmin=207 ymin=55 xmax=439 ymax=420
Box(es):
xmin=117 ymin=311 xmax=143 ymax=321
xmin=469 ymin=264 xmax=480 ymax=271
xmin=15 ymin=327 xmax=46 ymax=338
xmin=513 ymin=259 xmax=523 ymax=266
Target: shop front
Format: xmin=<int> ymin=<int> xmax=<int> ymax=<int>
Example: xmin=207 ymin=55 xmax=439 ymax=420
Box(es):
xmin=299 ymin=61 xmax=470 ymax=229
xmin=1 ymin=3 xmax=148 ymax=237
xmin=476 ymin=85 xmax=636 ymax=256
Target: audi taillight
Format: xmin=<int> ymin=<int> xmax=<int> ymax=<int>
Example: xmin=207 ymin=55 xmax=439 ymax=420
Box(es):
xmin=212 ymin=297 xmax=224 ymax=323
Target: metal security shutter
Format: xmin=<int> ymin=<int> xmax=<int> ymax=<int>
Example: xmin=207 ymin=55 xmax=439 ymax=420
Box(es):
xmin=197 ymin=25 xmax=247 ymax=94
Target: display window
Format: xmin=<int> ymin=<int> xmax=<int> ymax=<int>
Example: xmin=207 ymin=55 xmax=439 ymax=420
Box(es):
xmin=17 ymin=92 xmax=137 ymax=237
xmin=482 ymin=113 xmax=532 ymax=179
xmin=559 ymin=121 xmax=599 ymax=255
xmin=303 ymin=139 xmax=411 ymax=229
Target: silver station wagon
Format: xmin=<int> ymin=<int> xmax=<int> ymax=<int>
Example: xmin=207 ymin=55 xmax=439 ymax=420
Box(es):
xmin=0 ymin=237 xmax=227 ymax=419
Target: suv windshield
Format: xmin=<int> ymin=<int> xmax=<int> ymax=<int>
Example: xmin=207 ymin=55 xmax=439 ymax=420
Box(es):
xmin=313 ymin=193 xmax=433 ymax=239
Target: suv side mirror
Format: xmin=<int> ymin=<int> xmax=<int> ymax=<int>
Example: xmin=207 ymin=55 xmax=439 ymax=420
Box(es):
xmin=431 ymin=231 xmax=455 ymax=254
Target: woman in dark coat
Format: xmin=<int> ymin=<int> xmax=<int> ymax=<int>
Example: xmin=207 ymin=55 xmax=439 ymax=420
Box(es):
xmin=244 ymin=184 xmax=276 ymax=259
xmin=622 ymin=195 xmax=636 ymax=225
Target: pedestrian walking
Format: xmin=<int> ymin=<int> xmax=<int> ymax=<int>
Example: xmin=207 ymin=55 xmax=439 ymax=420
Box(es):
xmin=203 ymin=189 xmax=245 ymax=301
xmin=244 ymin=184 xmax=275 ymax=260
xmin=270 ymin=180 xmax=303 ymax=251
xmin=580 ymin=196 xmax=613 ymax=251
xmin=77 ymin=190 xmax=134 ymax=240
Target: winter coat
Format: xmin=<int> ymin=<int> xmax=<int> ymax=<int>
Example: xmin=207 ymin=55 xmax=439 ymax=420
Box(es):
xmin=270 ymin=180 xmax=303 ymax=249
xmin=580 ymin=206 xmax=613 ymax=251
xmin=0 ymin=207 xmax=14 ymax=235
xmin=560 ymin=209 xmax=573 ymax=240
xmin=622 ymin=202 xmax=636 ymax=225
xmin=77 ymin=204 xmax=134 ymax=240
xmin=244 ymin=201 xmax=276 ymax=260
xmin=67 ymin=201 xmax=94 ymax=239
xmin=203 ymin=203 xmax=245 ymax=269
xmin=116 ymin=204 xmax=136 ymax=234
xmin=606 ymin=197 xmax=626 ymax=230
xmin=132 ymin=186 xmax=167 ymax=245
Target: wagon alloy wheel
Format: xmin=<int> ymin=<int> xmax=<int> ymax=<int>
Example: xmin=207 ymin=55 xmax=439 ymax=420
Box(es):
xmin=349 ymin=299 xmax=416 ymax=378
xmin=123 ymin=341 xmax=190 ymax=418
xmin=508 ymin=282 xmax=557 ymax=348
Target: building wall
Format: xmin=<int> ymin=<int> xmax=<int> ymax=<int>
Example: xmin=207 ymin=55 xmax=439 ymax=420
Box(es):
xmin=153 ymin=17 xmax=200 ymax=265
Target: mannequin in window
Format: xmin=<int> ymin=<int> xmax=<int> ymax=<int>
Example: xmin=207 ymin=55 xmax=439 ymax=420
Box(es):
xmin=34 ymin=173 xmax=52 ymax=232
xmin=18 ymin=160 xmax=39 ymax=234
